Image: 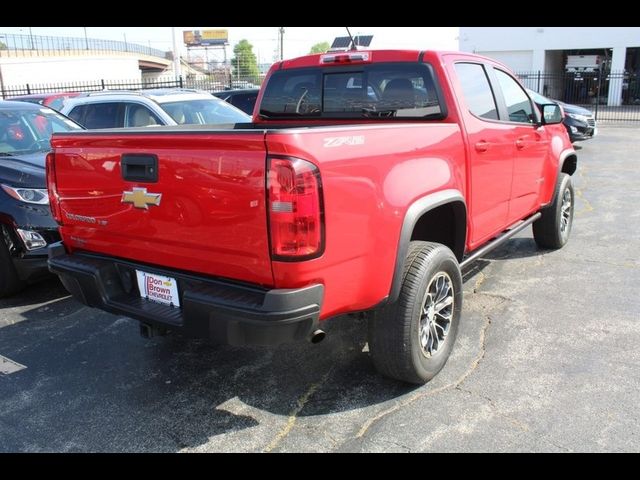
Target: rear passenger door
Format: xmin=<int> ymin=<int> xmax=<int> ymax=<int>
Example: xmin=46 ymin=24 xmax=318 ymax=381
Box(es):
xmin=451 ymin=62 xmax=516 ymax=249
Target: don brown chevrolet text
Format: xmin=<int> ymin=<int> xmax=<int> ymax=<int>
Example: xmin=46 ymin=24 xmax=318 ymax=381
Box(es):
xmin=46 ymin=50 xmax=576 ymax=384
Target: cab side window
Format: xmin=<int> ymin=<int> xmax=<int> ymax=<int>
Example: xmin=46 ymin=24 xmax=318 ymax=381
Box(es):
xmin=494 ymin=69 xmax=534 ymax=124
xmin=454 ymin=63 xmax=499 ymax=120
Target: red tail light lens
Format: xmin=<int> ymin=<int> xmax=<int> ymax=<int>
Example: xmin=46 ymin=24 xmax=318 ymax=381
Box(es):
xmin=267 ymin=156 xmax=324 ymax=260
xmin=46 ymin=152 xmax=62 ymax=224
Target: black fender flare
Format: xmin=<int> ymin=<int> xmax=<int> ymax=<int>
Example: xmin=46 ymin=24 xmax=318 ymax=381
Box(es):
xmin=559 ymin=148 xmax=578 ymax=177
xmin=542 ymin=149 xmax=577 ymax=208
xmin=388 ymin=189 xmax=466 ymax=303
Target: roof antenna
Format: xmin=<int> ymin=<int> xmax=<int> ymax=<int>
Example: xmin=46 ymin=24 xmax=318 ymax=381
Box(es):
xmin=346 ymin=27 xmax=358 ymax=51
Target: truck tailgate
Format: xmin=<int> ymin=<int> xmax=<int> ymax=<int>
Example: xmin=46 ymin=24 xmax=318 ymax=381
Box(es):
xmin=51 ymin=131 xmax=274 ymax=287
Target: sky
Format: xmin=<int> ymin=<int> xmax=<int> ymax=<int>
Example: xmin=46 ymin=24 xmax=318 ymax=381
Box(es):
xmin=0 ymin=27 xmax=460 ymax=63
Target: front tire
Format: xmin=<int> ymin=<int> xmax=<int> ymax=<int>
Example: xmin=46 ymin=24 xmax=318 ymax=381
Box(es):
xmin=368 ymin=241 xmax=462 ymax=384
xmin=533 ymin=173 xmax=574 ymax=249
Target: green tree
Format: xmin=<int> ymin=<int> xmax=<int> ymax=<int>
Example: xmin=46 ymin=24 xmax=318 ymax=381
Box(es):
xmin=309 ymin=42 xmax=330 ymax=54
xmin=0 ymin=41 xmax=7 ymax=50
xmin=231 ymin=39 xmax=259 ymax=79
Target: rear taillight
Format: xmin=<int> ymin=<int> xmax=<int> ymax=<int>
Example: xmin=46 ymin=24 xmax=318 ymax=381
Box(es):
xmin=267 ymin=156 xmax=324 ymax=260
xmin=46 ymin=152 xmax=62 ymax=224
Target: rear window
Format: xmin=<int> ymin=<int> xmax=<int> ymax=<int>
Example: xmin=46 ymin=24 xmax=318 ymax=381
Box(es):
xmin=259 ymin=62 xmax=444 ymax=120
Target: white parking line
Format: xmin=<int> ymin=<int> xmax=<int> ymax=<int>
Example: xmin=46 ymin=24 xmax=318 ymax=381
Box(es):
xmin=0 ymin=355 xmax=26 ymax=375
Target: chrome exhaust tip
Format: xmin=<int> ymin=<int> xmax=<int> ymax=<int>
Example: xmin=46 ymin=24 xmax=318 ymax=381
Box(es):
xmin=310 ymin=329 xmax=326 ymax=344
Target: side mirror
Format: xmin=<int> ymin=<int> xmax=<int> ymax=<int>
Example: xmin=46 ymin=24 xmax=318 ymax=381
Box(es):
xmin=541 ymin=103 xmax=563 ymax=125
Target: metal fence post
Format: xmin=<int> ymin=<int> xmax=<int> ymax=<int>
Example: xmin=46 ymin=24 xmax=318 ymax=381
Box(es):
xmin=0 ymin=65 xmax=5 ymax=99
xmin=537 ymin=71 xmax=541 ymax=93
xmin=179 ymin=75 xmax=183 ymax=88
xmin=26 ymin=83 xmax=30 ymax=94
xmin=595 ymin=64 xmax=601 ymax=121
xmin=101 ymin=79 xmax=105 ymax=90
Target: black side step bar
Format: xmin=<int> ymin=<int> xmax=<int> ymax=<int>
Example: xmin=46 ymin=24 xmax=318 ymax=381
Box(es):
xmin=459 ymin=212 xmax=542 ymax=270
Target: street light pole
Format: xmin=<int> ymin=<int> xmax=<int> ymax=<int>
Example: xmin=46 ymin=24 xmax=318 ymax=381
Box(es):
xmin=171 ymin=27 xmax=182 ymax=80
xmin=28 ymin=27 xmax=34 ymax=50
xmin=224 ymin=43 xmax=230 ymax=89
xmin=279 ymin=27 xmax=284 ymax=61
xmin=84 ymin=27 xmax=89 ymax=50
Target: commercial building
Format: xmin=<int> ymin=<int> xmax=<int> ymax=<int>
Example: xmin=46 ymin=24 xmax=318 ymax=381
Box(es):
xmin=459 ymin=27 xmax=640 ymax=106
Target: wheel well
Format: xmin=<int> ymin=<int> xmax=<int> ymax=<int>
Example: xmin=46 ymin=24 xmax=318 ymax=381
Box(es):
xmin=410 ymin=202 xmax=466 ymax=262
xmin=562 ymin=154 xmax=577 ymax=175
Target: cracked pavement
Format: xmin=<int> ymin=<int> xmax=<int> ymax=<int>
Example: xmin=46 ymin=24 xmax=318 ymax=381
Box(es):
xmin=1 ymin=126 xmax=639 ymax=452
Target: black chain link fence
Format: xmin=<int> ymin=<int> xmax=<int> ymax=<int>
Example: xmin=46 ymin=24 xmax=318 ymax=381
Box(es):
xmin=5 ymin=71 xmax=638 ymax=122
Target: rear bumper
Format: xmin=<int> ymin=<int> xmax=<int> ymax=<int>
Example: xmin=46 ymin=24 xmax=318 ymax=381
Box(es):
xmin=48 ymin=243 xmax=323 ymax=346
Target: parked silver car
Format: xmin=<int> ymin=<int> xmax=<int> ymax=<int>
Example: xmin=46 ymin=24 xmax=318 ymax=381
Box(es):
xmin=60 ymin=88 xmax=250 ymax=129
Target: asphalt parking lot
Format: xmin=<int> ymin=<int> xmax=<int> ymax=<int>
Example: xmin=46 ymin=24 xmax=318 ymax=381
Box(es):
xmin=1 ymin=125 xmax=639 ymax=452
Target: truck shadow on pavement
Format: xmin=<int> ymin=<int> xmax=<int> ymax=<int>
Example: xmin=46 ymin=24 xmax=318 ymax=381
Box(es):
xmin=0 ymin=277 xmax=70 ymax=311
xmin=0 ymin=293 xmax=416 ymax=452
xmin=481 ymin=237 xmax=552 ymax=261
xmin=0 ymin=247 xmax=517 ymax=452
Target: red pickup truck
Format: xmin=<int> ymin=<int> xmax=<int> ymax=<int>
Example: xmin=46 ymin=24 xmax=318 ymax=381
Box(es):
xmin=46 ymin=50 xmax=576 ymax=384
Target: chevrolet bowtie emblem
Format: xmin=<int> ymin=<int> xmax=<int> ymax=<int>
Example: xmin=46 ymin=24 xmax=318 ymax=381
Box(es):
xmin=121 ymin=187 xmax=162 ymax=209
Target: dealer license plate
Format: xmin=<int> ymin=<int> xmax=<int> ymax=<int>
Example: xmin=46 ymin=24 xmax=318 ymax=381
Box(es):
xmin=135 ymin=270 xmax=181 ymax=308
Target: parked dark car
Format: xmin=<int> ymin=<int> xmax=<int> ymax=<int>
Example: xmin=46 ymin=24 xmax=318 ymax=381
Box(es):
xmin=213 ymin=89 xmax=260 ymax=115
xmin=0 ymin=101 xmax=83 ymax=296
xmin=7 ymin=92 xmax=82 ymax=112
xmin=527 ymin=88 xmax=597 ymax=143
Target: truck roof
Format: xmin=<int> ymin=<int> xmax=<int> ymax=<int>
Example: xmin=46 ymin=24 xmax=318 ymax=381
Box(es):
xmin=273 ymin=49 xmax=511 ymax=74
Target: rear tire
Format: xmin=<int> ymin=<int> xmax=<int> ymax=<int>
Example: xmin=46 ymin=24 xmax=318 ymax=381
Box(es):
xmin=0 ymin=239 xmax=25 ymax=298
xmin=368 ymin=241 xmax=462 ymax=384
xmin=533 ymin=173 xmax=574 ymax=249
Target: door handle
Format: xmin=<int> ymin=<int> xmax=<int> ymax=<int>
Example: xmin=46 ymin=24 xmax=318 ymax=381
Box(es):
xmin=121 ymin=154 xmax=158 ymax=183
xmin=515 ymin=138 xmax=526 ymax=150
xmin=474 ymin=141 xmax=490 ymax=152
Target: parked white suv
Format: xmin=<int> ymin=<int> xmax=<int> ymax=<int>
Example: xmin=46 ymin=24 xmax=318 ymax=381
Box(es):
xmin=60 ymin=88 xmax=250 ymax=129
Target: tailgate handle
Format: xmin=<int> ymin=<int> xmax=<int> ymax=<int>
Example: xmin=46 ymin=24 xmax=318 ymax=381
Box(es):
xmin=121 ymin=154 xmax=158 ymax=183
